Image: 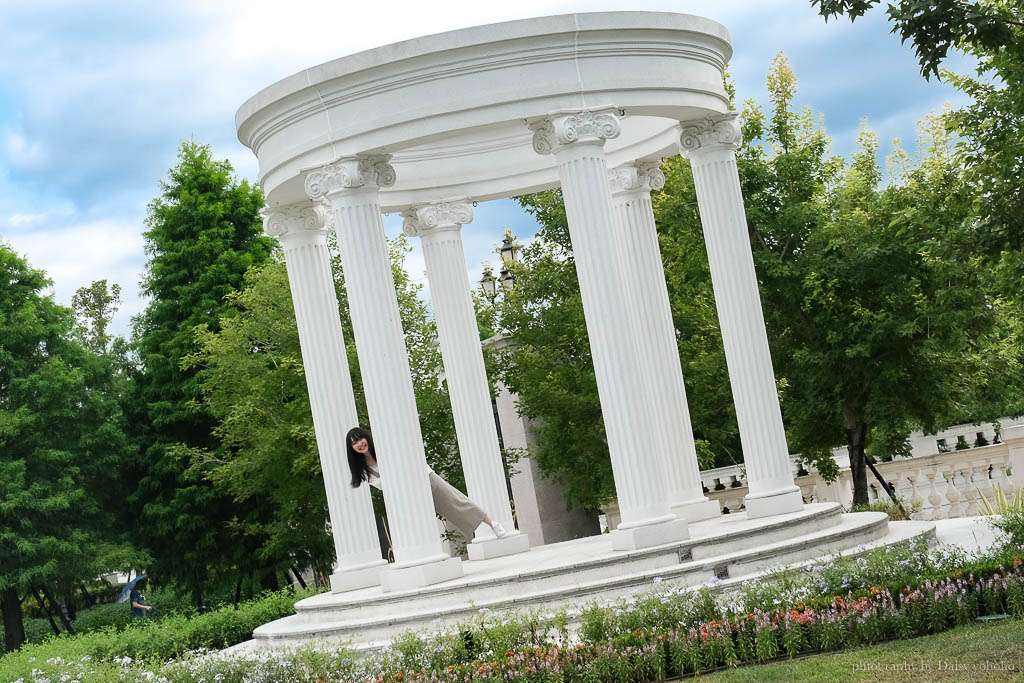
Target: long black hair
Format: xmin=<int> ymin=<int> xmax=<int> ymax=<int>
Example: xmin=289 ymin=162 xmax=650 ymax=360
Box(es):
xmin=346 ymin=426 xmax=377 ymax=488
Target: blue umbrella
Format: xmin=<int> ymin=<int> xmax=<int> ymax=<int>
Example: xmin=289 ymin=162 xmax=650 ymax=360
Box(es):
xmin=116 ymin=575 xmax=147 ymax=604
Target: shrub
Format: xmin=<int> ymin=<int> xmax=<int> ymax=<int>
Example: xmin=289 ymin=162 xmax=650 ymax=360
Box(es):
xmin=991 ymin=511 xmax=1024 ymax=550
xmin=0 ymin=588 xmax=314 ymax=681
xmin=850 ymin=498 xmax=917 ymax=521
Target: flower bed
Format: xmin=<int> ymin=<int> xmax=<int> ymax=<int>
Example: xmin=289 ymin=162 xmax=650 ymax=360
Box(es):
xmin=4 ymin=540 xmax=1023 ymax=682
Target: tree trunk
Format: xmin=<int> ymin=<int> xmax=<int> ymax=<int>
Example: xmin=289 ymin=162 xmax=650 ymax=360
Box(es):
xmin=191 ymin=585 xmax=205 ymax=614
xmin=233 ymin=575 xmax=243 ymax=609
xmin=259 ymin=569 xmax=279 ymax=593
xmin=79 ymin=582 xmax=95 ymax=608
xmin=41 ymin=586 xmax=76 ymax=635
xmin=843 ymin=407 xmax=869 ymax=505
xmin=31 ymin=587 xmax=61 ymax=636
xmin=2 ymin=587 xmax=26 ymax=653
xmin=291 ymin=566 xmax=308 ymax=591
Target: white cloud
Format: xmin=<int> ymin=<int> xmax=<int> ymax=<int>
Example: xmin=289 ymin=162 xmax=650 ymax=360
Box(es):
xmin=3 ymin=129 xmax=49 ymax=170
xmin=1 ymin=216 xmax=145 ymax=336
xmin=0 ymin=0 xmax=985 ymax=336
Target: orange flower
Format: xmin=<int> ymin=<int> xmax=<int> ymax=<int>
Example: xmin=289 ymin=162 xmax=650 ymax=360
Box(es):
xmin=1014 ymin=558 xmax=1022 ymax=566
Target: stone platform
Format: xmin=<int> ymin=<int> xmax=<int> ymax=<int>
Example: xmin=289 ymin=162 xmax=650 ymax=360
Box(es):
xmin=236 ymin=504 xmax=934 ymax=653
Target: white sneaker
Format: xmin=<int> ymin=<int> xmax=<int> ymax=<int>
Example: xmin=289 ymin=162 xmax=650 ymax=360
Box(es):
xmin=491 ymin=521 xmax=508 ymax=538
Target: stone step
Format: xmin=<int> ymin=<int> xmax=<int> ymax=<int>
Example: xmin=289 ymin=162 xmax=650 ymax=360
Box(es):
xmin=252 ymin=508 xmax=905 ymax=646
xmin=229 ymin=516 xmax=935 ymax=656
xmin=287 ymin=503 xmax=843 ymax=627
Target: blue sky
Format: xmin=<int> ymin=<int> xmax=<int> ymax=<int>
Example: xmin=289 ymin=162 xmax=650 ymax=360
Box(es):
xmin=0 ymin=0 xmax=973 ymax=336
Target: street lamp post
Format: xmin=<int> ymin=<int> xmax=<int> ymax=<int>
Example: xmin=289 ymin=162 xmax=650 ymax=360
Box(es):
xmin=479 ymin=263 xmax=498 ymax=301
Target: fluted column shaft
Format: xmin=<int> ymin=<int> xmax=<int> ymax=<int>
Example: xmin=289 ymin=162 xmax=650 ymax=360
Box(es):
xmin=262 ymin=204 xmax=384 ymax=591
xmin=404 ymin=204 xmax=516 ymax=539
xmin=305 ymin=157 xmax=461 ymax=580
xmin=679 ymin=114 xmax=802 ymax=518
xmin=608 ymin=163 xmax=719 ymax=522
xmin=531 ymin=110 xmax=687 ymax=549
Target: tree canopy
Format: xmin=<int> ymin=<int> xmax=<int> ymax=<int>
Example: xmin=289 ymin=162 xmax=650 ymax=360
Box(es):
xmin=1 ymin=246 xmax=142 ymax=651
xmin=499 ymin=54 xmax=1020 ymax=509
xmin=126 ymin=140 xmax=275 ymax=606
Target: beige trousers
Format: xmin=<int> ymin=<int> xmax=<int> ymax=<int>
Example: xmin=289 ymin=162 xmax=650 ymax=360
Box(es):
xmin=428 ymin=471 xmax=486 ymax=540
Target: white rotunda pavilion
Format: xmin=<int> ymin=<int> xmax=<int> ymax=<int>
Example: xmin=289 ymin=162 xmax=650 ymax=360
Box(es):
xmin=237 ymin=11 xmax=805 ymax=597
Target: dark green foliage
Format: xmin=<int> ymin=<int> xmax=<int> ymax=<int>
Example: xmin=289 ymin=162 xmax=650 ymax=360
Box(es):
xmin=127 ymin=140 xmax=275 ymax=605
xmin=811 ymin=0 xmax=1020 ymax=80
xmin=0 ymin=588 xmax=312 ymax=680
xmin=0 ymin=245 xmax=143 ymax=652
xmin=496 ymin=195 xmax=612 ymax=511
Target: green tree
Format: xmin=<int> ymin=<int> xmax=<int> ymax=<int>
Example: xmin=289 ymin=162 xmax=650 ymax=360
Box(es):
xmin=811 ymin=0 xmax=1022 ymax=79
xmin=182 ymin=234 xmax=457 ymax=575
xmin=505 ymin=54 xmax=1014 ymax=509
xmin=810 ymin=1 xmax=1024 ymax=425
xmin=727 ymin=56 xmax=1002 ymax=503
xmin=1 ymin=245 xmax=142 ymax=652
xmin=127 ymin=140 xmax=274 ymax=607
xmin=492 ymin=198 xmax=611 ymax=511
xmin=71 ymin=280 xmax=121 ymax=354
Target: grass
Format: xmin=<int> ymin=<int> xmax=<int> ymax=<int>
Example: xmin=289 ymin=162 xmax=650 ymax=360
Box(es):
xmin=700 ymin=618 xmax=1024 ymax=682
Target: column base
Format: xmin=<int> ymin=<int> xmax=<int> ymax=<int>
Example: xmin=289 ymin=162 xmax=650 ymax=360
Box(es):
xmin=467 ymin=533 xmax=531 ymax=561
xmin=611 ymin=517 xmax=689 ymax=551
xmin=744 ymin=485 xmax=804 ymax=520
xmin=380 ymin=556 xmax=463 ymax=593
xmin=329 ymin=560 xmax=387 ymax=593
xmin=670 ymin=497 xmax=721 ymax=523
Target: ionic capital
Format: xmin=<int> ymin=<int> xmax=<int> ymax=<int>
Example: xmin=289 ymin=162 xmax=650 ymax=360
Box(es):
xmin=608 ymin=161 xmax=666 ymax=194
xmin=678 ymin=113 xmax=742 ymax=156
xmin=261 ymin=203 xmax=330 ymax=239
xmin=401 ymin=200 xmax=474 ymax=237
xmin=304 ymin=154 xmax=397 ymax=200
xmin=529 ymin=109 xmax=621 ymax=156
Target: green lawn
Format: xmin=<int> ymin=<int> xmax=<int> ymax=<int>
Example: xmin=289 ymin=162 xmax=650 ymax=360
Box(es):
xmin=699 ymin=618 xmax=1024 ymax=682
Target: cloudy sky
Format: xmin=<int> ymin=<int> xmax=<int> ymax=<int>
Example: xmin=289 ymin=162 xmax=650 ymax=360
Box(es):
xmin=0 ymin=0 xmax=971 ymax=336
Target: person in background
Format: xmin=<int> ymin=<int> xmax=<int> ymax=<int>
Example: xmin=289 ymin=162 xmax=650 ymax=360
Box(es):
xmin=130 ymin=578 xmax=152 ymax=618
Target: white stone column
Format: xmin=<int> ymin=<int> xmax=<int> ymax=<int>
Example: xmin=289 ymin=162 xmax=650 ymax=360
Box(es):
xmin=402 ymin=202 xmax=530 ymax=560
xmin=530 ymin=109 xmax=688 ymax=550
xmin=608 ymin=162 xmax=719 ymax=522
xmin=262 ymin=203 xmax=386 ymax=592
xmin=678 ymin=113 xmax=803 ymax=519
xmin=305 ymin=156 xmax=462 ymax=591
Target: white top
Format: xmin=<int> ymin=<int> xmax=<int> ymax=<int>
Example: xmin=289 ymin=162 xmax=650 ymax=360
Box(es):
xmin=367 ymin=464 xmax=383 ymax=490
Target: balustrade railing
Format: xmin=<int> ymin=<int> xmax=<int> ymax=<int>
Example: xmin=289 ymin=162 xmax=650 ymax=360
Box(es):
xmin=601 ymin=425 xmax=1023 ymax=526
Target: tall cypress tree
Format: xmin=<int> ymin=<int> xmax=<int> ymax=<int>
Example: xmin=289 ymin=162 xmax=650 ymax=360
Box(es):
xmin=128 ymin=141 xmax=273 ymax=606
